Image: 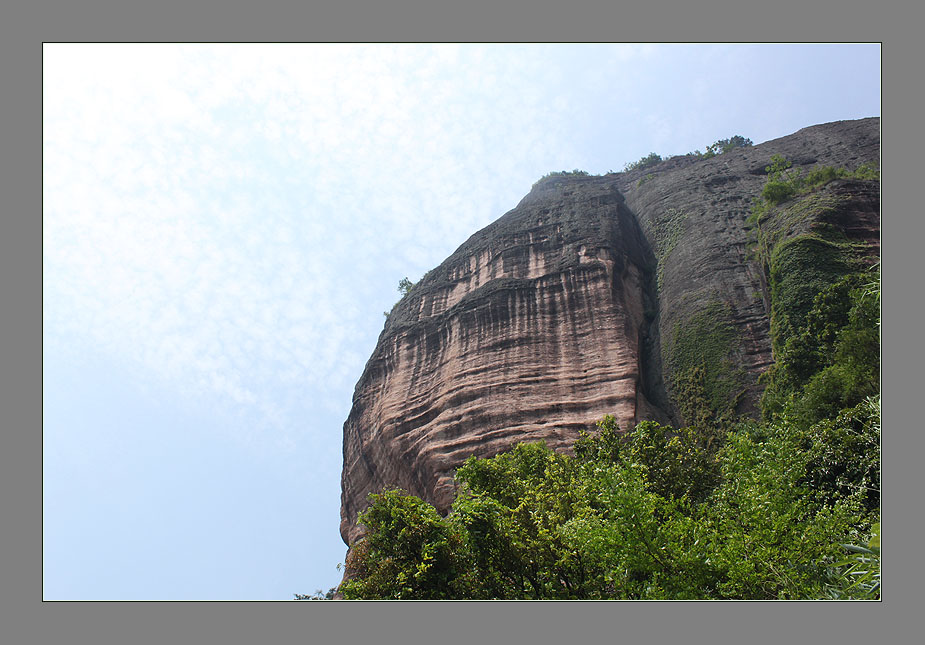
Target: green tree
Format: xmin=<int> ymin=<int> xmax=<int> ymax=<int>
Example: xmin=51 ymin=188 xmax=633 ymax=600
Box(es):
xmin=453 ymin=442 xmax=593 ymax=598
xmin=621 ymin=420 xmax=721 ymax=503
xmin=760 ymin=154 xmax=803 ymax=205
xmin=700 ymin=422 xmax=858 ymax=599
xmin=624 ymin=152 xmax=662 ymax=172
xmin=340 ymin=490 xmax=476 ymax=599
xmin=341 ymin=412 xmax=875 ymax=599
xmin=704 ymin=135 xmax=753 ymax=157
xmin=397 ymin=277 xmax=414 ymax=297
xmin=342 ymin=279 xmax=879 ymax=599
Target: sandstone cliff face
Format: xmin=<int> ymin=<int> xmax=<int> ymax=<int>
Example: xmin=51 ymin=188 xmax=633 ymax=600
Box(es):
xmin=340 ymin=117 xmax=880 ymax=547
xmin=340 ymin=179 xmax=670 ymax=545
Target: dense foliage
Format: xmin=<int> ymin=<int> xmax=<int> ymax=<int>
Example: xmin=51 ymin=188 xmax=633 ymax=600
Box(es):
xmin=331 ymin=156 xmax=880 ymax=601
xmin=341 ymin=389 xmax=878 ymax=598
xmin=666 ymin=300 xmax=746 ymax=429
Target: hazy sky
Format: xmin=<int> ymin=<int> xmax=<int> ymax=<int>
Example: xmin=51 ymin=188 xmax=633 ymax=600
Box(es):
xmin=42 ymin=43 xmax=880 ymax=599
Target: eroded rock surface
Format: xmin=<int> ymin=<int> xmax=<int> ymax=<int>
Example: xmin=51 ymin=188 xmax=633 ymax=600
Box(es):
xmin=340 ymin=179 xmax=669 ymax=545
xmin=339 ymin=117 xmax=880 ymax=547
xmin=613 ymin=117 xmax=880 ymax=420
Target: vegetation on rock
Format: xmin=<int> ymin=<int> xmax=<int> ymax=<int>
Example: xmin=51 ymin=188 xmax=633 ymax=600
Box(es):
xmin=744 ymin=155 xmax=880 ymax=425
xmin=337 ymin=256 xmax=879 ymax=598
xmin=623 ymin=152 xmax=662 ymax=172
xmin=397 ymin=277 xmax=414 ymax=297
xmin=666 ymin=300 xmax=746 ymax=430
xmin=384 ymin=277 xmax=416 ymax=317
xmin=637 ymin=172 xmax=655 ymax=187
xmin=534 ymin=169 xmax=591 ymax=186
xmin=339 ymin=389 xmax=878 ymax=598
xmin=748 ymin=156 xmax=879 ymax=224
xmin=327 ymin=138 xmax=879 ymax=600
xmin=690 ymin=134 xmax=754 ymax=159
xmin=650 ymin=207 xmax=687 ymax=292
xmin=630 ymin=134 xmax=752 ymax=168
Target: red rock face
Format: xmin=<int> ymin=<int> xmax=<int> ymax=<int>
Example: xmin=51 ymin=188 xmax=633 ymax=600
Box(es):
xmin=340 ymin=180 xmax=668 ymax=545
xmin=339 ymin=117 xmax=881 ymax=548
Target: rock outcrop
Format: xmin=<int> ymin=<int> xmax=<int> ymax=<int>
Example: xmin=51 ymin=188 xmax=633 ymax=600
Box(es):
xmin=340 ymin=179 xmax=670 ymax=545
xmin=612 ymin=117 xmax=880 ymax=422
xmin=339 ymin=117 xmax=880 ymax=547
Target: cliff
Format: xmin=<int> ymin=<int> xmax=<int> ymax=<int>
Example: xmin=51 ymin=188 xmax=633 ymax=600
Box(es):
xmin=613 ymin=117 xmax=880 ymax=423
xmin=340 ymin=117 xmax=880 ymax=547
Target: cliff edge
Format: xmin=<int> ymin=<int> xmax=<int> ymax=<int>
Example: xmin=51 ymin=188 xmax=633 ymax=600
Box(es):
xmin=339 ymin=117 xmax=880 ymax=547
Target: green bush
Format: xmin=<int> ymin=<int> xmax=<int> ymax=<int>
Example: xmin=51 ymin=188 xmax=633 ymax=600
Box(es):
xmin=707 ymin=135 xmax=753 ymax=156
xmin=688 ymin=135 xmax=753 ymax=159
xmin=752 ymin=157 xmax=879 ymax=219
xmin=798 ymin=400 xmax=881 ymax=514
xmin=621 ymin=419 xmax=721 ymax=503
xmin=536 ymin=169 xmax=590 ymax=183
xmin=398 ymin=277 xmax=414 ymax=297
xmin=702 ymin=424 xmax=857 ymax=599
xmin=767 ymin=235 xmax=856 ymax=353
xmin=761 ymin=179 xmax=796 ymax=205
xmin=637 ymin=172 xmax=655 ymax=187
xmin=761 ymin=270 xmax=879 ymax=423
xmin=624 ymin=152 xmax=662 ymax=172
xmin=803 ymin=165 xmax=847 ymax=188
xmin=853 ymin=162 xmax=880 ymax=181
xmin=340 ymin=490 xmax=476 ymax=599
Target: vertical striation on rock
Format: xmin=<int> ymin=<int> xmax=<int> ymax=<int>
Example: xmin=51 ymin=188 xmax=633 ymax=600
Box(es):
xmin=340 ymin=178 xmax=668 ymax=545
xmin=339 ymin=117 xmax=880 ymax=548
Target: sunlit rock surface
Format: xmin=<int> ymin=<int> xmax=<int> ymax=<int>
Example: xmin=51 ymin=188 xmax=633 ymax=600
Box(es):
xmin=339 ymin=117 xmax=880 ymax=547
xmin=340 ymin=178 xmax=668 ymax=545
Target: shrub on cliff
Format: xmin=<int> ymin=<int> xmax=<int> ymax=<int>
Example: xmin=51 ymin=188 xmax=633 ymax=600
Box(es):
xmin=752 ymin=156 xmax=880 ymax=216
xmin=687 ymin=135 xmax=753 ymax=159
xmin=760 ymin=154 xmax=801 ymax=205
xmin=712 ymin=134 xmax=753 ymax=153
xmin=760 ymin=268 xmax=879 ymax=425
xmin=701 ymin=135 xmax=753 ymax=158
xmin=623 ymin=152 xmax=662 ymax=172
xmin=397 ymin=277 xmax=414 ymax=297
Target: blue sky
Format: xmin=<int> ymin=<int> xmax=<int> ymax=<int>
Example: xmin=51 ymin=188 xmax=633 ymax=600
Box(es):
xmin=42 ymin=43 xmax=880 ymax=600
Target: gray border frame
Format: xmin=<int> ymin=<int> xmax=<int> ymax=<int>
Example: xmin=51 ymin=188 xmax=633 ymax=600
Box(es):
xmin=11 ymin=0 xmax=917 ymax=643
